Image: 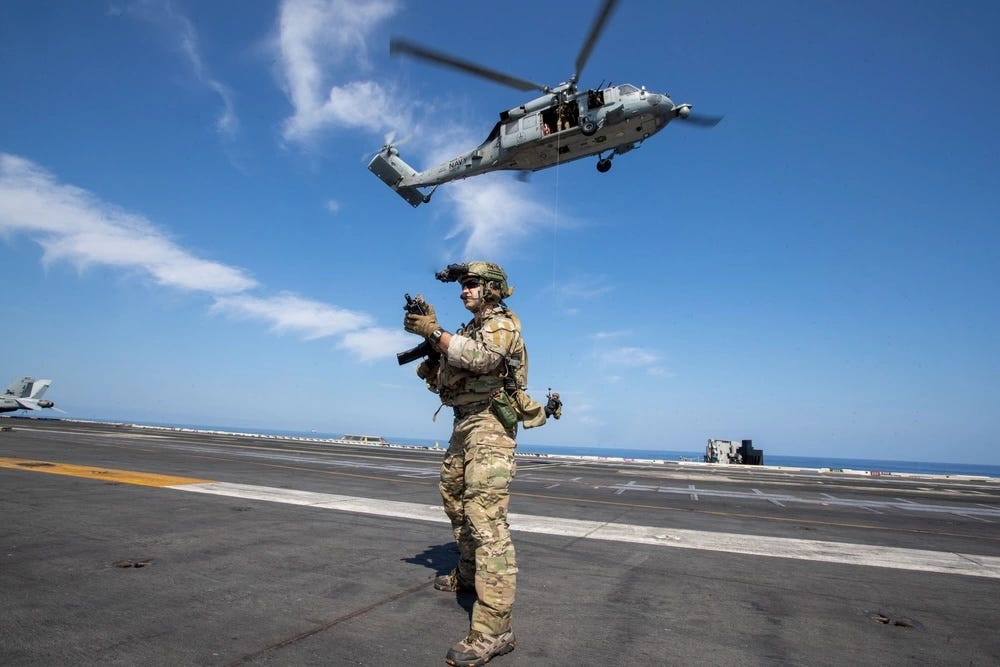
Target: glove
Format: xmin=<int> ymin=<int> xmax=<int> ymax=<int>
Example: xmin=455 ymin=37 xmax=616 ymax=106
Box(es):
xmin=417 ymin=358 xmax=439 ymax=392
xmin=405 ymin=312 xmax=439 ymax=338
xmin=416 ymin=358 xmax=437 ymax=380
xmin=417 ymin=357 xmax=439 ymax=380
xmin=404 ymin=302 xmax=439 ymax=338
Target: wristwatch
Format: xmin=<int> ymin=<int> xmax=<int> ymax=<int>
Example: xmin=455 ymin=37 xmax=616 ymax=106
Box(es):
xmin=429 ymin=328 xmax=445 ymax=346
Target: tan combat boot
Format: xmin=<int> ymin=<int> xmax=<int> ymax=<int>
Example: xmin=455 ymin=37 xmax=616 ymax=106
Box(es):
xmin=445 ymin=629 xmax=516 ymax=666
xmin=433 ymin=568 xmax=475 ymax=592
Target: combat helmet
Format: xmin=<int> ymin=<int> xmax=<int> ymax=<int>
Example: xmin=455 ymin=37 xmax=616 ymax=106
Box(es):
xmin=436 ymin=261 xmax=514 ymax=302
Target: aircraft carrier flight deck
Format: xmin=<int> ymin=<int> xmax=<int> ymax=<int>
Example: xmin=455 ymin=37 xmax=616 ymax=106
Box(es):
xmin=2 ymin=418 xmax=998 ymax=665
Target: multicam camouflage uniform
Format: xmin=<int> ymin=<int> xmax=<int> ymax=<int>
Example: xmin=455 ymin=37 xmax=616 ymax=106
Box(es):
xmin=433 ymin=305 xmax=523 ymax=636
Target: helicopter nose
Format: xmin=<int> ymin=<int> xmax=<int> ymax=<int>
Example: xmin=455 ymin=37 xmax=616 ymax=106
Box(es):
xmin=650 ymin=93 xmax=677 ymax=118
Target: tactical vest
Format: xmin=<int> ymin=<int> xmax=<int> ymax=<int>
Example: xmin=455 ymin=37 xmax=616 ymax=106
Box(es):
xmin=436 ymin=306 xmax=547 ymax=428
xmin=437 ymin=306 xmax=525 ymax=407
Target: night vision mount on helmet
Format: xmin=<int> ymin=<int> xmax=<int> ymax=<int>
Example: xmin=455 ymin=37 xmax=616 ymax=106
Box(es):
xmin=368 ymin=0 xmax=722 ymax=207
xmin=436 ymin=261 xmax=514 ymax=301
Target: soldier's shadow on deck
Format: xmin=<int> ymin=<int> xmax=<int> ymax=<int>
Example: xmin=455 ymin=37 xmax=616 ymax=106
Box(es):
xmin=403 ymin=542 xmax=475 ymax=617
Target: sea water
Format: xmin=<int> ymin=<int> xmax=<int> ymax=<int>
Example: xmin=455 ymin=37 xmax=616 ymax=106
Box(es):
xmin=120 ymin=420 xmax=1000 ymax=479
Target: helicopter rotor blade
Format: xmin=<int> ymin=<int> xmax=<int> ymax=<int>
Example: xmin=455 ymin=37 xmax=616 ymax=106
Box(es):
xmin=390 ymin=38 xmax=549 ymax=93
xmin=681 ymin=113 xmax=725 ymax=128
xmin=572 ymin=0 xmax=620 ymax=86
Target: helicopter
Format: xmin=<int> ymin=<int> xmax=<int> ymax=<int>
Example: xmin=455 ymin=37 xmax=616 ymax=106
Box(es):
xmin=368 ymin=0 xmax=721 ymax=207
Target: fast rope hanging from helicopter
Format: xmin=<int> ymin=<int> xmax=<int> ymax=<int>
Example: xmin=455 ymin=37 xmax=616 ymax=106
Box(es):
xmin=551 ymin=123 xmax=562 ymax=294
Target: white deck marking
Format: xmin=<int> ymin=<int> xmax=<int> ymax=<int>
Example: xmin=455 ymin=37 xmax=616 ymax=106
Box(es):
xmin=754 ymin=488 xmax=786 ymax=507
xmin=173 ymin=481 xmax=1000 ymax=580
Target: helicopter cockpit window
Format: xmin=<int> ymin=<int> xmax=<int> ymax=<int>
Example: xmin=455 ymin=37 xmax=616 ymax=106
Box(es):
xmin=618 ymin=84 xmax=639 ymax=95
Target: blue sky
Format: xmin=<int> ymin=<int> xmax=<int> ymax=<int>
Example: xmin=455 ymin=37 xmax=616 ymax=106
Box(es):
xmin=1 ymin=0 xmax=997 ymax=463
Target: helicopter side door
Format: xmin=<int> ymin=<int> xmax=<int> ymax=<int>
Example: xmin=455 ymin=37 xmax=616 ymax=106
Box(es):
xmin=581 ymin=86 xmax=621 ymax=131
xmin=499 ymin=113 xmax=544 ymax=149
xmin=587 ymin=86 xmax=619 ymax=110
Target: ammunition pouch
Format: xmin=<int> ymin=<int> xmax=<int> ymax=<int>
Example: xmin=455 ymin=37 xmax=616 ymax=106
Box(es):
xmin=489 ymin=391 xmax=519 ymax=430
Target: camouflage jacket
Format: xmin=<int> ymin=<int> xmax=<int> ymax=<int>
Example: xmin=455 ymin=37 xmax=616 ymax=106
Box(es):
xmin=435 ymin=306 xmax=525 ymax=407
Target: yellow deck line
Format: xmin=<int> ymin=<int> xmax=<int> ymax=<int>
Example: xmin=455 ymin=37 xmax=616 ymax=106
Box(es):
xmin=0 ymin=456 xmax=211 ymax=487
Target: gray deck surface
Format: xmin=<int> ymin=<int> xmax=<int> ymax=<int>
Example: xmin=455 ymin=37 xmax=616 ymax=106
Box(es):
xmin=2 ymin=418 xmax=999 ymax=666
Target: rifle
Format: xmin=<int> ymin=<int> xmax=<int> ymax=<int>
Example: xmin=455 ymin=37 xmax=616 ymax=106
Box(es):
xmin=396 ymin=293 xmax=441 ymax=366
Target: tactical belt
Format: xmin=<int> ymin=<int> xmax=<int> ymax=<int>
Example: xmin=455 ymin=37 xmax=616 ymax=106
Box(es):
xmin=453 ymin=400 xmax=491 ymax=420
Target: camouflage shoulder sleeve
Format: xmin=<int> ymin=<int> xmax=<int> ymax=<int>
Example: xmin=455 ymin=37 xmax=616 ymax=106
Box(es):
xmin=446 ymin=314 xmax=515 ymax=373
xmin=480 ymin=313 xmax=518 ymax=349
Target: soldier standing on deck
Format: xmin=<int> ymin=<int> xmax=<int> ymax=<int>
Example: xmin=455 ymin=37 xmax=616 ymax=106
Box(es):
xmin=404 ymin=261 xmax=545 ymax=666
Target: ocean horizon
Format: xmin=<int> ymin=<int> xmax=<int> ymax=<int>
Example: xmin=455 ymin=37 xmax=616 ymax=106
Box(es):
xmin=61 ymin=418 xmax=999 ymax=480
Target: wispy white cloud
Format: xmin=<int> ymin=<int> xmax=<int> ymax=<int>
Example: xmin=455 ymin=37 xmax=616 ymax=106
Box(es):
xmin=0 ymin=154 xmax=255 ymax=294
xmin=276 ymin=0 xmax=403 ymax=142
xmin=593 ymin=342 xmax=671 ymax=378
xmin=445 ymin=177 xmax=552 ymax=258
xmin=340 ymin=326 xmax=414 ymax=363
xmin=0 ymin=152 xmax=397 ymax=362
xmin=119 ymin=0 xmax=239 ymax=138
xmin=567 ymin=398 xmax=604 ymax=427
xmin=601 ymin=345 xmax=662 ymax=367
xmin=272 ymin=0 xmax=561 ymax=258
xmin=592 ymin=330 xmax=631 ymax=340
xmin=543 ymin=274 xmax=614 ymax=315
xmin=559 ymin=275 xmax=613 ymax=301
xmin=211 ymin=293 xmax=372 ymax=339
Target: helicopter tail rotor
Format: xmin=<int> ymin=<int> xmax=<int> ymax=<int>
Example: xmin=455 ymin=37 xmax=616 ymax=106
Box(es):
xmin=368 ymin=141 xmax=427 ymax=208
xmin=372 ymin=131 xmax=414 ymax=161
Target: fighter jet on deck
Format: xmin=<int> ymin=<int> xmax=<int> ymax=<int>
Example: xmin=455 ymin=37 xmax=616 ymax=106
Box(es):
xmin=0 ymin=377 xmax=61 ymax=413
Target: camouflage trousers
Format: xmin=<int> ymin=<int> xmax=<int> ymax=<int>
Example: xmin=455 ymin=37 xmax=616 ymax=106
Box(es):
xmin=440 ymin=410 xmax=518 ymax=635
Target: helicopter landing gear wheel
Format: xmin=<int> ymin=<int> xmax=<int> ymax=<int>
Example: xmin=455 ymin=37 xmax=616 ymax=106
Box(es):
xmin=596 ymin=158 xmax=612 ymax=173
xmin=580 ymin=119 xmax=597 ymax=136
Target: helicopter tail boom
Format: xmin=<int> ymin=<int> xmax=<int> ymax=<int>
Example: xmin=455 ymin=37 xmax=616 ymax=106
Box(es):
xmin=368 ymin=149 xmax=427 ymax=207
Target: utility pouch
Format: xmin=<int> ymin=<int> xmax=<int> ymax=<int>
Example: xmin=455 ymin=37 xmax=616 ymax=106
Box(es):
xmin=490 ymin=391 xmax=519 ymax=430
xmin=514 ymin=389 xmax=547 ymax=429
